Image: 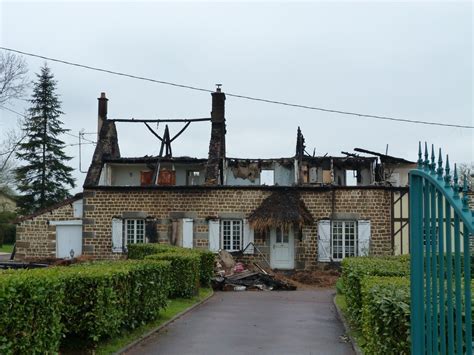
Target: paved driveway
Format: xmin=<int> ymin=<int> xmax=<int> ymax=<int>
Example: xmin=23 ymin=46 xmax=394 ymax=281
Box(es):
xmin=0 ymin=253 xmax=11 ymax=261
xmin=126 ymin=289 xmax=354 ymax=355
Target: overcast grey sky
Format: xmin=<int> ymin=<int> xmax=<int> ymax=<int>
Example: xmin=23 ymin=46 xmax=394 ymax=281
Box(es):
xmin=1 ymin=1 xmax=472 ymax=193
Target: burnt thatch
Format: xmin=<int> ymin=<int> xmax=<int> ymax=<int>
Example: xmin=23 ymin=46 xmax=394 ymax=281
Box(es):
xmin=248 ymin=191 xmax=314 ymax=232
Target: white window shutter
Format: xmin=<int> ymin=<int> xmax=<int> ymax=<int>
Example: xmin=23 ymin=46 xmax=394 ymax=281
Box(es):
xmin=309 ymin=167 xmax=318 ymax=183
xmin=358 ymin=220 xmax=371 ymax=256
xmin=182 ymin=218 xmax=194 ymax=248
xmin=243 ymin=219 xmax=254 ymax=254
xmin=208 ymin=219 xmax=220 ymax=252
xmin=318 ymin=220 xmax=331 ymax=262
xmin=72 ymin=200 xmax=83 ymax=218
xmin=112 ymin=218 xmax=123 ymax=253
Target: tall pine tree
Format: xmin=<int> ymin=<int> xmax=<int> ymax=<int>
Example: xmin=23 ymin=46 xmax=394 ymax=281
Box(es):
xmin=15 ymin=64 xmax=75 ymax=214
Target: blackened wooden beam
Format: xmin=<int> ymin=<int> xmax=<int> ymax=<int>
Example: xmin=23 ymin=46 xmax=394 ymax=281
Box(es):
xmin=110 ymin=118 xmax=211 ymax=123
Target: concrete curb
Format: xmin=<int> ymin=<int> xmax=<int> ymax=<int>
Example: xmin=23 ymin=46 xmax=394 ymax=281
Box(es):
xmin=332 ymin=294 xmax=363 ymax=355
xmin=116 ymin=290 xmax=215 ymax=355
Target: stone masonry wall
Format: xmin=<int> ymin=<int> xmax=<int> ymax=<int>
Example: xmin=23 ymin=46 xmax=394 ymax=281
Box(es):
xmin=16 ymin=202 xmax=80 ymax=260
xmin=82 ymin=188 xmax=394 ymax=269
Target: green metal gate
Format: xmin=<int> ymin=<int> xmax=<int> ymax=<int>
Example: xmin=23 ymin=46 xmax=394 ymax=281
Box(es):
xmin=410 ymin=143 xmax=473 ymax=354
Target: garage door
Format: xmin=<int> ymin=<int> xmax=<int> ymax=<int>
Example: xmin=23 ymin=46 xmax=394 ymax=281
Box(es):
xmin=56 ymin=223 xmax=83 ymax=258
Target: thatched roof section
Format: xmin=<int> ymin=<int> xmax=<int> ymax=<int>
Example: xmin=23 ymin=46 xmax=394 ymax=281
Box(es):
xmin=248 ymin=191 xmax=314 ymax=232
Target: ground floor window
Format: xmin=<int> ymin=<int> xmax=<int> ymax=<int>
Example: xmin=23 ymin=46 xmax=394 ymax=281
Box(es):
xmin=275 ymin=226 xmax=289 ymax=243
xmin=221 ymin=219 xmax=242 ymax=251
xmin=332 ymin=220 xmax=357 ymax=260
xmin=126 ymin=219 xmax=145 ymax=244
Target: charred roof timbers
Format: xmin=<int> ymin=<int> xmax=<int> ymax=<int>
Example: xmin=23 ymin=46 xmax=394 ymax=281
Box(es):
xmin=103 ymin=156 xmax=207 ymax=164
xmin=226 ymin=158 xmax=295 ymax=169
xmin=302 ymin=155 xmax=375 ymax=166
xmin=110 ymin=118 xmax=211 ymax=123
xmin=354 ymin=147 xmax=415 ymax=164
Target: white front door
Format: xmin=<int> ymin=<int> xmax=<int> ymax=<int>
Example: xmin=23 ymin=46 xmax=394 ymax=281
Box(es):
xmin=56 ymin=224 xmax=83 ymax=258
xmin=270 ymin=226 xmax=295 ymax=269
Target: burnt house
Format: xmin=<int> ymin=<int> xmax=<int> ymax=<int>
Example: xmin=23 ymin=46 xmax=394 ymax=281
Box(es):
xmin=15 ymin=89 xmax=411 ymax=269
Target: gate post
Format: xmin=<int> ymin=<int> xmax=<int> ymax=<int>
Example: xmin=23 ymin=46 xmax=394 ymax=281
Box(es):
xmin=410 ymin=146 xmax=425 ymax=354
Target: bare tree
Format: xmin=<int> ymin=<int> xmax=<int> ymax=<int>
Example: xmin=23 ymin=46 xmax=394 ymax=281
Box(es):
xmin=0 ymin=52 xmax=28 ymax=190
xmin=0 ymin=155 xmax=16 ymax=190
xmin=0 ymin=118 xmax=26 ymax=189
xmin=0 ymin=52 xmax=28 ymax=105
xmin=458 ymin=162 xmax=474 ymax=190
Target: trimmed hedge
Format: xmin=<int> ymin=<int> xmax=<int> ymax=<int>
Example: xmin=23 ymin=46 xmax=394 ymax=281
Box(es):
xmin=127 ymin=243 xmax=180 ymax=259
xmin=341 ymin=256 xmax=410 ymax=324
xmin=197 ymin=250 xmax=215 ymax=287
xmin=145 ymin=251 xmax=200 ymax=298
xmin=361 ymin=276 xmax=411 ymax=354
xmin=342 ymin=255 xmax=474 ymax=355
xmin=62 ymin=260 xmax=171 ymax=341
xmin=122 ymin=260 xmax=171 ymax=329
xmin=0 ymin=270 xmax=64 ymax=355
xmin=128 ymin=243 xmax=215 ymax=288
xmin=0 ymin=260 xmax=171 ymax=352
xmin=59 ymin=264 xmax=128 ymax=341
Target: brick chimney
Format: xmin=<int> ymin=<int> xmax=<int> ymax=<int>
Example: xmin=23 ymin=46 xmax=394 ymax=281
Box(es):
xmin=205 ymin=86 xmax=226 ymax=185
xmin=97 ymin=92 xmax=108 ymax=140
xmin=84 ymin=92 xmax=120 ymax=187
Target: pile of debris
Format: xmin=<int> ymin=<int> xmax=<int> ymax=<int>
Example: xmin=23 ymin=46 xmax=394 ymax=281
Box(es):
xmin=0 ymin=261 xmax=48 ymax=270
xmin=212 ymin=250 xmax=296 ymax=291
xmin=0 ymin=255 xmax=93 ymax=270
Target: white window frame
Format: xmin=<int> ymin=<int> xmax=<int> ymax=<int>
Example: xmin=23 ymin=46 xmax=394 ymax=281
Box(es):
xmin=260 ymin=169 xmax=274 ymax=185
xmin=221 ymin=219 xmax=242 ymax=252
xmin=186 ymin=170 xmax=201 ymax=186
xmin=331 ymin=220 xmax=358 ymax=261
xmin=125 ymin=219 xmax=146 ymax=245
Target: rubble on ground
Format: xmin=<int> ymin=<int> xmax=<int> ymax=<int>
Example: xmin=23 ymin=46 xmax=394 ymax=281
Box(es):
xmin=284 ymin=269 xmax=340 ymax=288
xmin=0 ymin=261 xmax=48 ymax=270
xmin=0 ymin=255 xmax=93 ymax=269
xmin=212 ymin=250 xmax=297 ymax=291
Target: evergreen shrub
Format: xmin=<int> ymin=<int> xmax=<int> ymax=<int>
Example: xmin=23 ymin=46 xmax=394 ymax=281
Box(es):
xmin=145 ymin=251 xmax=200 ymax=298
xmin=341 ymin=256 xmax=410 ymax=323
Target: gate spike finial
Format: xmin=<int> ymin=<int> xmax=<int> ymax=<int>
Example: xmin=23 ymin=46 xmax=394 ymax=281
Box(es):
xmin=423 ymin=142 xmax=429 ymax=170
xmin=462 ymin=174 xmax=470 ymax=211
xmin=430 ymin=144 xmax=436 ymax=173
xmin=417 ymin=142 xmax=423 ymax=169
xmin=453 ymin=163 xmax=460 ymax=199
xmin=437 ymin=148 xmax=443 ymax=180
xmin=444 ymin=155 xmax=451 ymax=187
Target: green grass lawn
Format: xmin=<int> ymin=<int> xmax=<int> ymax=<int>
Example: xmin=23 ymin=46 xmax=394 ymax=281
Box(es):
xmin=334 ymin=293 xmax=366 ymax=351
xmin=0 ymin=244 xmax=14 ymax=253
xmin=94 ymin=288 xmax=213 ymax=355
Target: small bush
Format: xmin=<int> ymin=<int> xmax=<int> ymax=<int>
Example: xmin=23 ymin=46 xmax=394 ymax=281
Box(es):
xmin=361 ymin=276 xmax=411 ymax=354
xmin=341 ymin=256 xmax=410 ymax=324
xmin=145 ymin=251 xmax=200 ymax=298
xmin=0 ymin=270 xmax=64 ymax=354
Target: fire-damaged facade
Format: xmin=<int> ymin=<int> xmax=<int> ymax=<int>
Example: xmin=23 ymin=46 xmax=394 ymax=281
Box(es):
xmin=15 ymin=89 xmax=414 ymax=269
